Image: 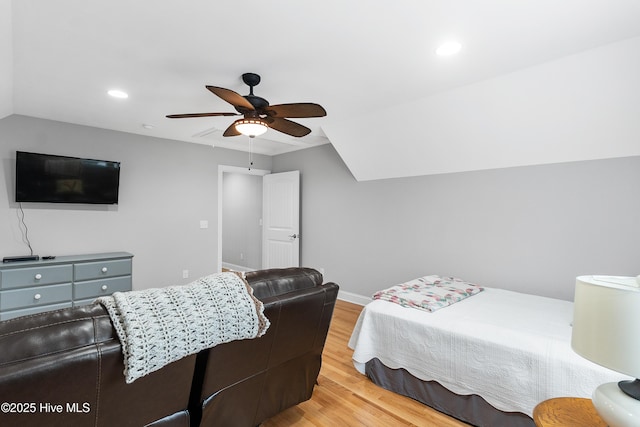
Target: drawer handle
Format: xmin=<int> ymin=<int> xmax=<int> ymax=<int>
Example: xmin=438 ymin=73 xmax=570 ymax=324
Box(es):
xmin=101 ymin=285 xmax=108 ymax=291
xmin=34 ymin=273 xmax=42 ymax=280
xmin=101 ymin=267 xmax=108 ymax=273
xmin=34 ymin=293 xmax=42 ymax=300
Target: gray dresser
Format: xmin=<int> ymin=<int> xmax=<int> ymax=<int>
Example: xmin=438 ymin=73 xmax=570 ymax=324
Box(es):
xmin=0 ymin=252 xmax=133 ymax=320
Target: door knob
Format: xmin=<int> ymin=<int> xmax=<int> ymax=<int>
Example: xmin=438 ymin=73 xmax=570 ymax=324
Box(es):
xmin=288 ymin=233 xmax=299 ymax=239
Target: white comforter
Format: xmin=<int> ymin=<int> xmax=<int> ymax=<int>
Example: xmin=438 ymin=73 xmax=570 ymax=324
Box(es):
xmin=348 ymin=287 xmax=627 ymax=416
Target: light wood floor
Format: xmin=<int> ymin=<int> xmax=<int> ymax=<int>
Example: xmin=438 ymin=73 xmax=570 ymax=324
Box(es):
xmin=262 ymin=300 xmax=470 ymax=427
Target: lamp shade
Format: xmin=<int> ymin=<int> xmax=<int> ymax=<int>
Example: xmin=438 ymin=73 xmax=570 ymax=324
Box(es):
xmin=571 ymin=276 xmax=640 ymax=379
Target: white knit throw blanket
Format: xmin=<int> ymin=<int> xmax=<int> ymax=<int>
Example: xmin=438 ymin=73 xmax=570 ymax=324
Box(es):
xmin=97 ymin=272 xmax=269 ymax=383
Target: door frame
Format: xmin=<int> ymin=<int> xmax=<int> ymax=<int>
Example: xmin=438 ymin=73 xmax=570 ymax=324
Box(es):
xmin=217 ymin=165 xmax=270 ymax=273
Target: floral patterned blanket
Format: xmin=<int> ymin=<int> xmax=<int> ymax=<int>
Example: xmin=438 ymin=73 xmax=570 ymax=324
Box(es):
xmin=372 ymin=275 xmax=484 ymax=312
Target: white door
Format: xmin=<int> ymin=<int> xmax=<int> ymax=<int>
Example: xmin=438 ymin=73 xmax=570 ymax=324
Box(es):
xmin=262 ymin=170 xmax=300 ymax=268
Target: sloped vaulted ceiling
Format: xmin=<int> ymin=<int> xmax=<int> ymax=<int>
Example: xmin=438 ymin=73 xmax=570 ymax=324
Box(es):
xmin=324 ymin=36 xmax=640 ymax=180
xmin=7 ymin=0 xmax=640 ymax=180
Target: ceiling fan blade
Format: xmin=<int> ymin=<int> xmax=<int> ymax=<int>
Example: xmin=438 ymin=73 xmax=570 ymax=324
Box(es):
xmin=222 ymin=121 xmax=242 ymax=137
xmin=206 ymin=86 xmax=255 ymax=111
xmin=166 ymin=112 xmax=239 ymax=119
xmin=264 ymin=103 xmax=327 ymax=118
xmin=264 ymin=117 xmax=311 ymax=137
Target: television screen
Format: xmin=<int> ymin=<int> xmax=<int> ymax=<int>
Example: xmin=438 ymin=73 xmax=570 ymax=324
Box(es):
xmin=15 ymin=151 xmax=120 ymax=204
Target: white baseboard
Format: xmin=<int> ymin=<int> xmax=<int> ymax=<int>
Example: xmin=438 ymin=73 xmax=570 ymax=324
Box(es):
xmin=221 ymin=262 xmax=255 ymax=272
xmin=337 ymin=290 xmax=371 ymax=306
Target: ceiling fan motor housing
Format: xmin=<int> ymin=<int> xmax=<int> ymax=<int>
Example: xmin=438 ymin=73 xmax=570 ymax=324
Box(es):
xmin=243 ymin=95 xmax=269 ymax=112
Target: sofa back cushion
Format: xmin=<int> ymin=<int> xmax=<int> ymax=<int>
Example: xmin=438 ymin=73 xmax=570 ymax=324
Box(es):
xmin=245 ymin=267 xmax=323 ymax=300
xmin=0 ymin=304 xmax=195 ymax=427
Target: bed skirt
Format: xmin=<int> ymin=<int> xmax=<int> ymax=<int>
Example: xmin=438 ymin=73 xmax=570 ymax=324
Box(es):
xmin=365 ymin=358 xmax=535 ymax=427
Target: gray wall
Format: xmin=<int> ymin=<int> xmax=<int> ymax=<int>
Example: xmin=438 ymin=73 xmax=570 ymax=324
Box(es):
xmin=222 ymin=172 xmax=263 ymax=270
xmin=273 ymin=144 xmax=640 ymax=301
xmin=0 ymin=115 xmax=272 ymax=290
xmin=3 ymin=114 xmax=637 ymax=301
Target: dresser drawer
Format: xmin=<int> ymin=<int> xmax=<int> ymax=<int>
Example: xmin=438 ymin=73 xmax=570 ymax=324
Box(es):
xmin=0 ymin=265 xmax=73 ymax=289
xmin=0 ymin=283 xmax=73 ymax=311
xmin=74 ymin=259 xmax=132 ymax=281
xmin=74 ymin=276 xmax=131 ymax=300
xmin=0 ymin=302 xmax=73 ymax=321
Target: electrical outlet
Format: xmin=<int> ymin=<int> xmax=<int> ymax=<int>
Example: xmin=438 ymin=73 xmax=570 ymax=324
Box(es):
xmin=182 ymin=270 xmax=189 ymax=279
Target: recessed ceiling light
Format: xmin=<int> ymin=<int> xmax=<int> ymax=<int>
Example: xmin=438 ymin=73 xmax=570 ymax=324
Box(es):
xmin=142 ymin=124 xmax=154 ymax=129
xmin=107 ymin=89 xmax=128 ymax=99
xmin=436 ymin=41 xmax=462 ymax=56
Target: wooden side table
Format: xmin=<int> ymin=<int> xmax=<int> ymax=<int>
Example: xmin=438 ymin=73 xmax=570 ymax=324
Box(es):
xmin=533 ymin=397 xmax=606 ymax=427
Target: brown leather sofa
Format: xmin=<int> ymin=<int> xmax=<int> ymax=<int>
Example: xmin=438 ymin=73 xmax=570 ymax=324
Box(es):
xmin=0 ymin=267 xmax=339 ymax=427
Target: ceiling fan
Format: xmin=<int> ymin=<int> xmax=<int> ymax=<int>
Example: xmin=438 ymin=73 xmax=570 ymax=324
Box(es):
xmin=167 ymin=73 xmax=326 ymax=138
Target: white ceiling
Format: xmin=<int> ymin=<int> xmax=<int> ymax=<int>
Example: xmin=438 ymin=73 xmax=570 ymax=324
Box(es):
xmin=4 ymin=0 xmax=640 ymax=179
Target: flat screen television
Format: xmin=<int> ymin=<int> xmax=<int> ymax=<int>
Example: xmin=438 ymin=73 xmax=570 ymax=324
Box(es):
xmin=15 ymin=151 xmax=121 ymax=204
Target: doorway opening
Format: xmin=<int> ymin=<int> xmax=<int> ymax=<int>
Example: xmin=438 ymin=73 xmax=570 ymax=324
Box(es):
xmin=217 ymin=165 xmax=270 ymax=273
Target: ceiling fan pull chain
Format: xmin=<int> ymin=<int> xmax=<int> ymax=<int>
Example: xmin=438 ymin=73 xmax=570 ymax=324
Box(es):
xmin=248 ymin=136 xmax=254 ymax=170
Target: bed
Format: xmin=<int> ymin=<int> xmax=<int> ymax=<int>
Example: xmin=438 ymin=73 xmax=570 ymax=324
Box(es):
xmin=348 ymin=277 xmax=626 ymax=426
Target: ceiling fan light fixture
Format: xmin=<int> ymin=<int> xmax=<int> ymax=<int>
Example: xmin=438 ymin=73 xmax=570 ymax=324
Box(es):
xmin=235 ymin=118 xmax=268 ymax=137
